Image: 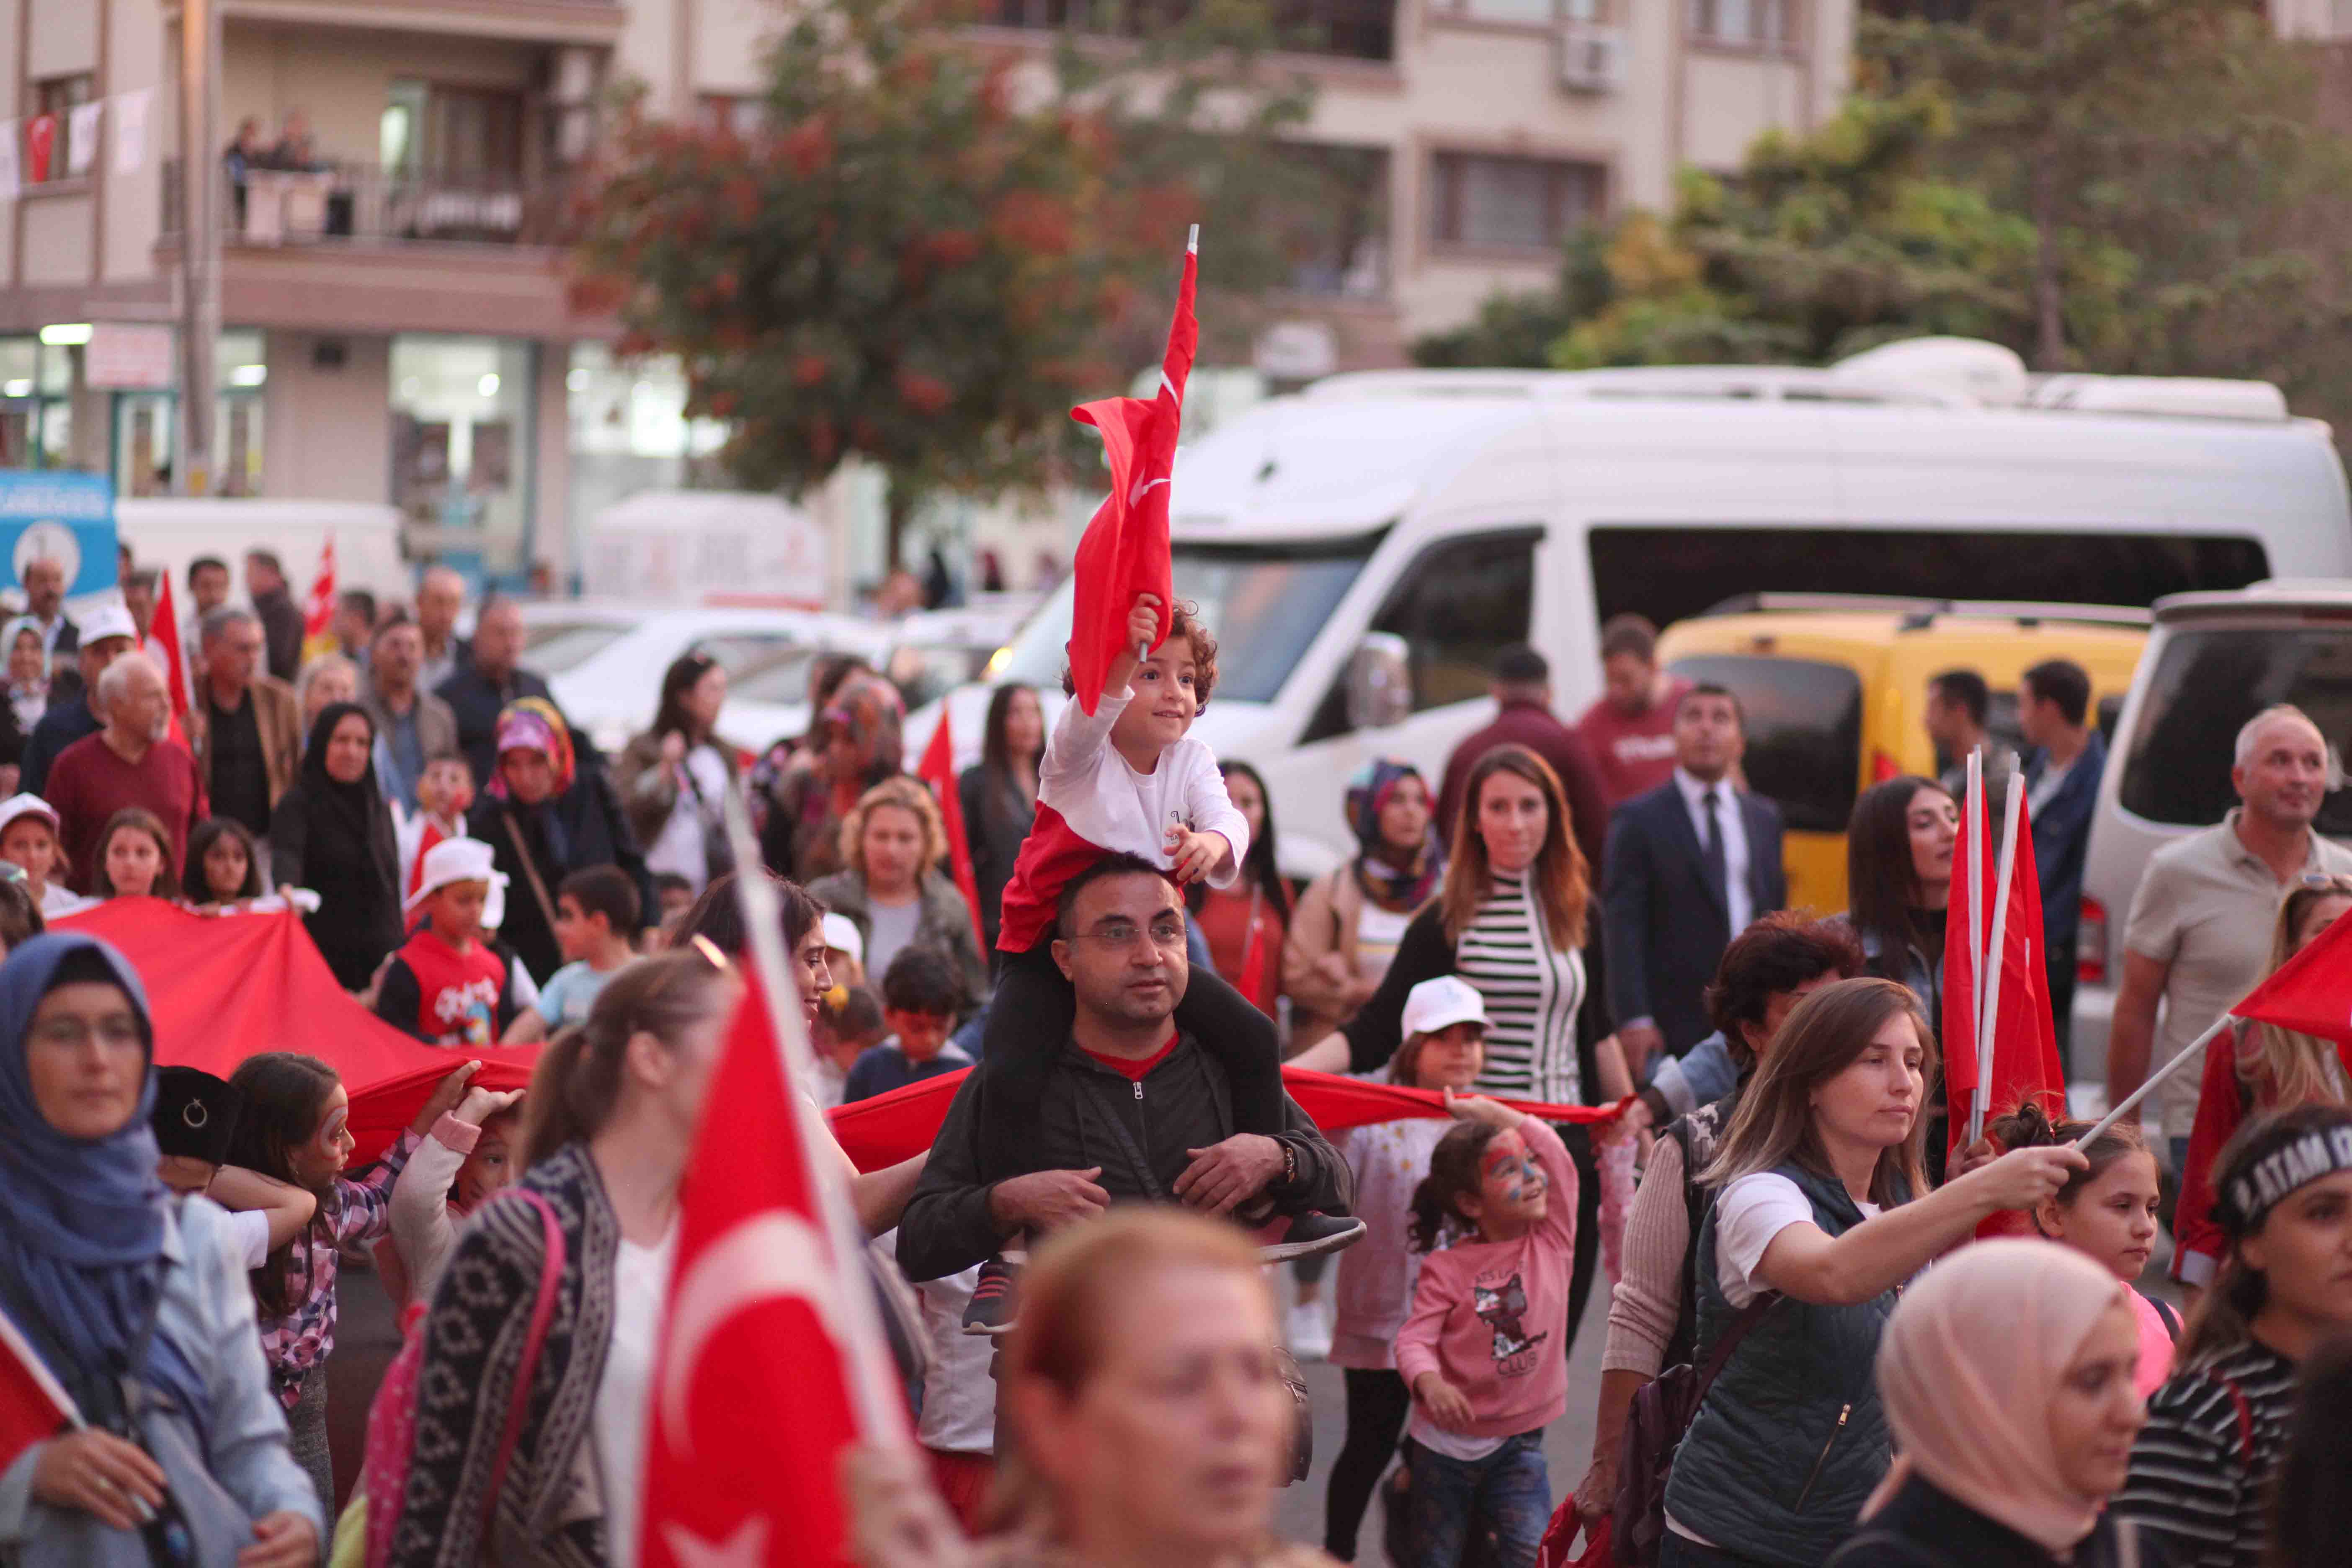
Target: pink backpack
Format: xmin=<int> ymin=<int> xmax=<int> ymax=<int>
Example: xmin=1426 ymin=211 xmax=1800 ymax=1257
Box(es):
xmin=360 ymin=1187 xmax=567 ymax=1568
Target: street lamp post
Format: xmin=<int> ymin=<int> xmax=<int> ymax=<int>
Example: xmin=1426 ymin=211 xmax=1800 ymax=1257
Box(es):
xmin=175 ymin=0 xmax=219 ymax=496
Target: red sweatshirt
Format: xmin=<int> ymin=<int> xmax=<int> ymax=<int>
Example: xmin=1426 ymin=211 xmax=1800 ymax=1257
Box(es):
xmin=1393 ymin=1114 xmax=1579 ymax=1440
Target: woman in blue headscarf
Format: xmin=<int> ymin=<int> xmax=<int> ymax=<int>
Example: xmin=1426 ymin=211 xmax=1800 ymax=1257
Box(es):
xmin=1284 ymin=758 xmax=1444 ymax=1051
xmin=0 ymin=932 xmax=321 ymax=1566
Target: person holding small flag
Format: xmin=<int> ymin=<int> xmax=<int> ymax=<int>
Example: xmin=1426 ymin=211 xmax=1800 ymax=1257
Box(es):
xmin=0 ymin=933 xmax=322 ymax=1566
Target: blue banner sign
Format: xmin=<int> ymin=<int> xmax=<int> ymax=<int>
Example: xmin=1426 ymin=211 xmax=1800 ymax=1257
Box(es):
xmin=0 ymin=470 xmax=117 ymax=596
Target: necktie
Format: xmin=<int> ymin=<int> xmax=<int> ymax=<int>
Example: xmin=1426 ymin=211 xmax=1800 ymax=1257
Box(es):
xmin=1701 ymin=787 xmax=1728 ymax=909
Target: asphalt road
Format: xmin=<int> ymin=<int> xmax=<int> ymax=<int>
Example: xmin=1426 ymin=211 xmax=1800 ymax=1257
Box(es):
xmin=1268 ymin=1271 xmax=1609 ymax=1564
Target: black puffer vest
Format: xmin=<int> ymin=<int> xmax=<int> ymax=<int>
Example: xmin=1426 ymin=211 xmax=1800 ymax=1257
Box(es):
xmin=1663 ymin=1161 xmax=1910 ymax=1567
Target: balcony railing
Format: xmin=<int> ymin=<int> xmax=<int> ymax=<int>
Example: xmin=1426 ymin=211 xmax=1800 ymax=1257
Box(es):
xmin=162 ymin=159 xmax=573 ymax=248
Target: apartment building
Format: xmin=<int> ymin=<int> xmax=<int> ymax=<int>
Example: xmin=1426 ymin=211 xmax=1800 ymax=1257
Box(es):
xmin=0 ymin=0 xmax=1849 ymax=581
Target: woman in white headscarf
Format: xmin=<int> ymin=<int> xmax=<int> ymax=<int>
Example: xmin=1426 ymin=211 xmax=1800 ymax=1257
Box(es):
xmin=1830 ymin=1238 xmax=2150 ymax=1568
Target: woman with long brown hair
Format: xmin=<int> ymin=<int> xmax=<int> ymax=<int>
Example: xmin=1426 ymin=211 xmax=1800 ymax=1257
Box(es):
xmin=387 ymin=947 xmax=740 ymax=1568
xmin=957 ymin=681 xmax=1044 ymax=950
xmin=1296 ymin=743 xmax=1633 ymax=1361
xmin=808 ymin=775 xmax=988 ymax=1016
xmin=2171 ymin=874 xmax=2352 ymax=1297
xmin=1659 ymin=977 xmax=2084 ymax=1568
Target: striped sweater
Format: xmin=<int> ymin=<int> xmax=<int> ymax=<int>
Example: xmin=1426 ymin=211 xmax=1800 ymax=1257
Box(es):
xmin=2111 ymin=1340 xmax=2296 ymax=1568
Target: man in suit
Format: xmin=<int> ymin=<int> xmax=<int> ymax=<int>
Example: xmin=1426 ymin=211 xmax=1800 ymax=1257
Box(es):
xmin=1602 ymin=681 xmax=1787 ymax=1072
xmin=2019 ymin=658 xmax=2106 ymax=1074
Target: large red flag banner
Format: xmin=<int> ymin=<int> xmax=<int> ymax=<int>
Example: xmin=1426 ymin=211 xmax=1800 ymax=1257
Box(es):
xmin=638 ymin=971 xmax=905 ymax=1568
xmin=2232 ymin=902 xmax=2352 ymax=1056
xmin=827 ymin=1064 xmax=1629 ymax=1173
xmin=57 ymin=900 xmax=536 ymax=1161
xmin=1064 ymin=231 xmax=1197 ymax=714
xmin=0 ymin=1305 xmax=77 ymax=1477
xmin=1941 ymin=779 xmax=2066 ymax=1157
xmin=917 ymin=708 xmax=985 ymax=952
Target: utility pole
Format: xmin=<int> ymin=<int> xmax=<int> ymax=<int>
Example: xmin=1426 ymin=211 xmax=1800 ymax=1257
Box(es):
xmin=175 ymin=0 xmax=219 ymax=495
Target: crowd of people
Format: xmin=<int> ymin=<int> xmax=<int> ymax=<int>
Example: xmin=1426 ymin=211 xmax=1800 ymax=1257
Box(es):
xmin=0 ymin=552 xmax=2347 ymax=1568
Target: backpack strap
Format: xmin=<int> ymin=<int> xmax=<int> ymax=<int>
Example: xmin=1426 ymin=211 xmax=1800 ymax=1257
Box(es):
xmin=479 ymin=1188 xmax=569 ymax=1516
xmin=2146 ymin=1292 xmax=2182 ymax=1341
xmin=1691 ymin=1289 xmax=1779 ymax=1408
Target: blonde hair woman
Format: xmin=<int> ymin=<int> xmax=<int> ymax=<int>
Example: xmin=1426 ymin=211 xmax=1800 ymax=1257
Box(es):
xmin=2171 ymin=873 xmax=2352 ymax=1297
xmin=808 ymin=775 xmax=987 ymax=1016
xmin=850 ymin=1208 xmax=1334 ymax=1568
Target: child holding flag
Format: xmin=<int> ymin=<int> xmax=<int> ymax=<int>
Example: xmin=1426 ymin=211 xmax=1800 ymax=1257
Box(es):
xmin=966 ymin=592 xmax=1361 ymax=1331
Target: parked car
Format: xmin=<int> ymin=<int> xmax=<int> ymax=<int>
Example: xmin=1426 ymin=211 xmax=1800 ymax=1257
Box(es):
xmin=909 ymin=339 xmax=2349 ymax=880
xmin=1656 ymin=597 xmax=2147 ymax=911
xmin=517 ymin=601 xmax=881 ymax=758
xmin=2072 ymin=580 xmax=2352 ymax=1090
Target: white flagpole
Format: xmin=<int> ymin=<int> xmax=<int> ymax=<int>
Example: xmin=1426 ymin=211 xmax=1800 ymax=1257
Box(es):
xmin=720 ymin=786 xmax=910 ymax=1449
xmin=1967 ymin=760 xmax=2025 ymax=1147
xmin=1966 ymin=747 xmax=1985 ymax=1047
xmin=2076 ymin=1012 xmax=2235 ymax=1148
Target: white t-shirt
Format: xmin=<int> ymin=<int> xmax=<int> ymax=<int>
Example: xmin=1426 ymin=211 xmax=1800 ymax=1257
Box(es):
xmin=1712 ymin=1172 xmax=1880 ymax=1309
xmin=597 ymin=1224 xmax=679 ymax=1568
xmin=645 ymin=745 xmax=728 ymax=893
xmin=864 ymin=898 xmax=922 ymax=988
xmin=226 ymin=1207 xmax=271 ymax=1270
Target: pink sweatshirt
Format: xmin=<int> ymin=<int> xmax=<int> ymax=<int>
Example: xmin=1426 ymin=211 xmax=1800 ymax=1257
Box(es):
xmin=1393 ymin=1114 xmax=1579 ymax=1441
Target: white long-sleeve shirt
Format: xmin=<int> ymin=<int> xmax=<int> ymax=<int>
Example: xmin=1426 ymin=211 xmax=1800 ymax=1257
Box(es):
xmin=995 ymin=684 xmax=1248 ymax=951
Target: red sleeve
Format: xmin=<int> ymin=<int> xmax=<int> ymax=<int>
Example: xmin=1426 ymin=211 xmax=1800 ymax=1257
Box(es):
xmin=2171 ymin=1035 xmax=2244 ymax=1287
xmin=188 ymin=748 xmax=210 ymax=832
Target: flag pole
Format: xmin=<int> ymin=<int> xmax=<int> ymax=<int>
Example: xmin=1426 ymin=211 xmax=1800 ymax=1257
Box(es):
xmin=719 ymin=786 xmax=911 ymax=1449
xmin=1966 ymin=758 xmax=2024 ymax=1147
xmin=1966 ymin=747 xmax=1985 ymax=1050
xmin=2075 ymin=1012 xmax=2234 ymax=1148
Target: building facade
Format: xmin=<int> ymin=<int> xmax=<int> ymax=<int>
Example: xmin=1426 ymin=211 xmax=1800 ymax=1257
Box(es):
xmin=0 ymin=0 xmax=1849 ymax=583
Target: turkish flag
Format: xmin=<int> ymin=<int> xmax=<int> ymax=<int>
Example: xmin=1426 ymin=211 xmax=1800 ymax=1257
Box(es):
xmin=24 ymin=116 xmax=53 ymax=185
xmin=56 ymin=900 xmax=538 ymax=1163
xmin=916 ymin=710 xmax=985 ymax=952
xmin=825 ymin=1062 xmax=1629 ymax=1173
xmin=0 ymin=1305 xmax=77 ymax=1476
xmin=301 ymin=535 xmax=337 ymax=661
xmin=2232 ymin=903 xmax=2352 ymax=1059
xmin=1065 ymin=232 xmax=1197 ymax=714
xmin=1941 ymin=786 xmax=2066 ymax=1157
xmin=638 ymin=968 xmax=908 ymax=1568
xmin=151 ymin=570 xmax=194 ymax=748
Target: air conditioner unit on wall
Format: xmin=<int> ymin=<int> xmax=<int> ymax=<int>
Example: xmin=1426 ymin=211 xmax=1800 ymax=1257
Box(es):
xmin=1557 ymin=23 xmax=1627 ymax=93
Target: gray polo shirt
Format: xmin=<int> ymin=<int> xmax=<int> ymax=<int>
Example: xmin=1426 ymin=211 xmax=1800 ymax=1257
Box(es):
xmin=2122 ymin=809 xmax=2352 ymax=1137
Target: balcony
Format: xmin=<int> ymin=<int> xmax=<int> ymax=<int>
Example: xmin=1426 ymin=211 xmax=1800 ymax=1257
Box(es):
xmin=164 ymin=160 xmax=573 ymax=249
xmin=980 ymin=0 xmax=1398 ymax=62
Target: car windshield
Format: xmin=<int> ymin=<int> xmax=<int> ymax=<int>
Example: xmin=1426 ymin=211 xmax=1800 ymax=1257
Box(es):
xmin=521 ymin=623 xmax=631 ymax=675
xmin=2117 ymin=624 xmax=2352 ymax=834
xmin=993 ymin=539 xmax=1379 ymax=705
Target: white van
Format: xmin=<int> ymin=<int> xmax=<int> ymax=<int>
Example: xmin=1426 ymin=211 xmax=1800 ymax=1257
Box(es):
xmin=114 ymin=498 xmax=409 ymax=603
xmin=2071 ymin=582 xmax=2352 ymax=1090
xmin=921 ymin=340 xmax=2352 ymax=880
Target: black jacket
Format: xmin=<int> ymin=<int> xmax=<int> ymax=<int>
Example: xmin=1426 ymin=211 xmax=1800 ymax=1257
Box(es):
xmin=1602 ymin=780 xmax=1787 ymax=1055
xmin=895 ymin=1031 xmax=1352 ymax=1283
xmin=253 ymin=585 xmax=304 ymax=685
xmin=1828 ymin=1475 xmax=2141 ymax=1568
xmin=957 ymin=762 xmax=1032 ymax=950
xmin=435 ymin=662 xmax=557 ymax=787
xmin=468 ymin=768 xmax=652 ymax=985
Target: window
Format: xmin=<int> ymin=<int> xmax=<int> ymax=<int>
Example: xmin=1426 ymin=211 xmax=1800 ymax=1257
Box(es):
xmin=1275 ymin=144 xmax=1389 ymax=299
xmin=699 ymin=95 xmax=766 ymax=136
xmin=2115 ymin=625 xmax=2352 ymax=836
xmin=31 ymin=75 xmax=93 ymax=184
xmin=1585 ymin=526 xmax=2270 ymax=632
xmin=1431 ymin=153 xmax=1602 ymax=251
xmin=521 ymin=621 xmax=632 ymax=674
xmin=1666 ymin=654 xmax=1862 ymax=832
xmin=994 ymin=537 xmax=1380 ymax=706
xmin=425 ymin=86 xmax=524 ymax=182
xmin=984 ymin=0 xmax=1395 ymax=60
xmin=1686 ymin=0 xmax=1790 ymax=43
xmin=391 ymin=336 xmax=537 ymax=571
xmin=1438 ymin=0 xmax=1604 ymax=23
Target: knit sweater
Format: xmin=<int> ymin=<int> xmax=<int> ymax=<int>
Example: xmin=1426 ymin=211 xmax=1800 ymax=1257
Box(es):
xmin=1392 ymin=1114 xmax=1578 ymax=1440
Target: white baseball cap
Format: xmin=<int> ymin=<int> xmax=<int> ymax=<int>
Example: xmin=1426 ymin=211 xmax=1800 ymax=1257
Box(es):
xmin=403 ymin=836 xmax=508 ymax=914
xmin=1402 ymin=975 xmax=1488 ymax=1039
xmin=0 ymin=793 xmax=58 ymax=840
xmin=78 ymin=604 xmax=138 ymax=647
xmin=821 ymin=912 xmax=864 ymax=965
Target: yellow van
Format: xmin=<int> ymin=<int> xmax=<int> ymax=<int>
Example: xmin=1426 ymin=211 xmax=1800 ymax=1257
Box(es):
xmin=1655 ymin=598 xmax=2148 ymax=913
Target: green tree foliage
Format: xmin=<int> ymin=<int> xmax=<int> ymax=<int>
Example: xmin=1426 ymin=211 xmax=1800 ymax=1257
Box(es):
xmin=1413 ymin=3 xmax=2352 ymax=431
xmin=572 ymin=0 xmax=1325 ymax=557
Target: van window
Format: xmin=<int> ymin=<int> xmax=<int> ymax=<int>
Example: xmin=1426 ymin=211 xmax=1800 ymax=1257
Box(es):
xmin=2116 ymin=626 xmax=2352 ymax=835
xmin=992 ymin=536 xmax=1380 ymax=705
xmin=1375 ymin=531 xmax=1539 ymax=712
xmin=1665 ymin=653 xmax=1864 ymax=833
xmin=1589 ymin=527 xmax=2269 ymax=630
xmin=520 ymin=622 xmax=630 ymax=675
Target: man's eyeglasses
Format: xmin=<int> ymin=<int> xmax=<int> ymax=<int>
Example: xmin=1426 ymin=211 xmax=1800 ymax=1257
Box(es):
xmin=1066 ymin=920 xmax=1188 ymax=953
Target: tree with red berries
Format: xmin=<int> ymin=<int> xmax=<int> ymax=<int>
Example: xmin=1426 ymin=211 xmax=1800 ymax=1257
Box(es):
xmin=573 ymin=0 xmax=1329 ymax=563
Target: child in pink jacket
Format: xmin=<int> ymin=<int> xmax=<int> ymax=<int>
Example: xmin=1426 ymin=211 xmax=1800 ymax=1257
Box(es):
xmin=1393 ymin=1093 xmax=1578 ymax=1568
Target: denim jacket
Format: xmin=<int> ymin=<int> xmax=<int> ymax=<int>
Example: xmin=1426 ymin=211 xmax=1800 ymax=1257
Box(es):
xmin=0 ymin=1195 xmax=323 ymax=1557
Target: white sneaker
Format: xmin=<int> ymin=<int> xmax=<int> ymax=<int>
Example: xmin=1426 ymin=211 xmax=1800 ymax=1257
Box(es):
xmin=1286 ymin=1293 xmax=1333 ymax=1361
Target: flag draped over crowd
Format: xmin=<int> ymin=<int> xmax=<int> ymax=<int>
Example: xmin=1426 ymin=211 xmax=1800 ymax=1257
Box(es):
xmin=1941 ymin=768 xmax=2066 ymax=1155
xmin=1063 ymin=230 xmax=1197 ymax=715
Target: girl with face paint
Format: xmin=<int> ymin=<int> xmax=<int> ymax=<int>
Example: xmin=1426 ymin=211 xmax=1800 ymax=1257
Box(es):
xmin=223 ymin=1050 xmax=478 ymax=1514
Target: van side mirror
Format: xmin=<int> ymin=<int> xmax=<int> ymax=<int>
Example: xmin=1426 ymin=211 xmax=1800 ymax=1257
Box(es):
xmin=1345 ymin=634 xmax=1412 ymax=731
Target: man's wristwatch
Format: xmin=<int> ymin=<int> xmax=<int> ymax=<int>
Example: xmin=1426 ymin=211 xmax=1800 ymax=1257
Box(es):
xmin=1279 ymin=1140 xmax=1298 ymax=1188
